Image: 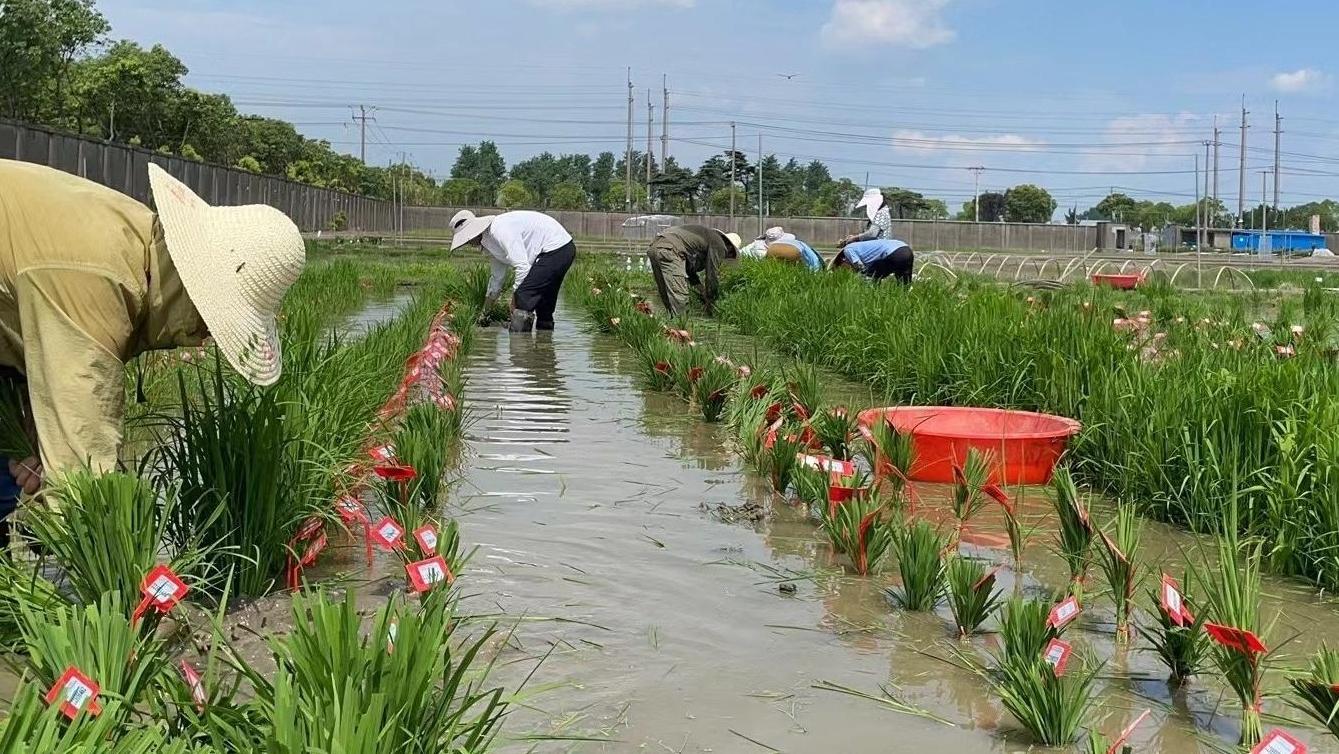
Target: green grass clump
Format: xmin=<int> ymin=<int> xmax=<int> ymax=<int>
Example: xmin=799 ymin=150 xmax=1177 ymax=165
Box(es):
xmin=1051 ymin=467 xmax=1095 ymax=590
xmin=945 ymin=556 xmax=1002 ymax=637
xmin=1290 ymin=647 xmax=1339 ymax=741
xmin=890 ymin=518 xmax=947 ymax=611
xmin=1093 ymin=502 xmax=1142 ymax=643
xmin=991 ymin=656 xmax=1101 ymax=747
xmin=823 ymin=491 xmax=894 ymax=575
xmin=998 ymin=596 xmax=1060 ymax=668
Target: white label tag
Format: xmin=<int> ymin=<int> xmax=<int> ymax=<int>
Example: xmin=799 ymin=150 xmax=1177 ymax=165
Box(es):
xmin=1259 ymin=737 xmax=1298 ymax=754
xmin=1044 ymin=645 xmax=1065 ymax=666
xmin=420 ymin=531 xmax=437 ymax=550
xmin=1056 ymin=601 xmax=1077 ymax=621
xmin=148 ymin=575 xmax=179 ymax=604
xmin=63 ymin=678 xmax=93 ymax=710
xmin=1163 ymin=583 xmax=1181 ymax=614
xmin=417 ymin=561 xmax=445 ymax=584
xmin=379 ymin=523 xmax=402 ymax=542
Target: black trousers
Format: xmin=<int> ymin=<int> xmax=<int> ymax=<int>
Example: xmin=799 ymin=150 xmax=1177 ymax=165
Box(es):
xmin=865 ymin=245 xmax=914 ymax=284
xmin=513 ymin=240 xmax=577 ymax=328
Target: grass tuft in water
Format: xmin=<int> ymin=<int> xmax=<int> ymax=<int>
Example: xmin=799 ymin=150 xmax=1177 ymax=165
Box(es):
xmin=890 ymin=518 xmax=947 ymax=611
xmin=1093 ymin=502 xmax=1142 ymax=643
xmin=945 ymin=555 xmax=1003 ymax=638
xmin=1289 ymin=647 xmax=1339 ymax=741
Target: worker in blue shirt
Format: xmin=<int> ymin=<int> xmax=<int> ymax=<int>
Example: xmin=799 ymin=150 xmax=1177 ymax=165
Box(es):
xmin=832 ymin=238 xmax=914 ymax=283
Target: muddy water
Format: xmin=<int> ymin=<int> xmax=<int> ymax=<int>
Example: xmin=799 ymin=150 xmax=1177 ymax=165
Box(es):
xmin=456 ymin=302 xmax=1339 ymax=754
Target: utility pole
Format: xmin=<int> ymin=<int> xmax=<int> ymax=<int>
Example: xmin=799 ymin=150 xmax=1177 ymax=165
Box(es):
xmin=757 ymin=134 xmax=764 ymax=237
xmin=1203 ymin=140 xmax=1212 ymax=256
xmin=1212 ymin=116 xmax=1220 ymax=205
xmin=625 ymin=68 xmax=634 ymax=211
xmin=661 ymin=74 xmax=669 ymax=168
xmin=968 ymin=166 xmax=985 ymax=222
xmin=646 ymin=90 xmax=654 ymax=210
xmin=1195 ymin=151 xmax=1202 ymax=284
xmin=729 ymin=122 xmax=736 ymax=221
xmin=1238 ymin=97 xmax=1248 ymax=226
xmin=1273 ymin=101 xmax=1282 ymax=210
xmin=1261 ymin=170 xmax=1271 ymax=254
xmin=352 ymin=105 xmax=376 ymax=165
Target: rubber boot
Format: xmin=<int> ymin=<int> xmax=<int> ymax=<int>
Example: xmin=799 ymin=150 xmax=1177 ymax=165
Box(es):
xmin=508 ymin=310 xmax=536 ymax=333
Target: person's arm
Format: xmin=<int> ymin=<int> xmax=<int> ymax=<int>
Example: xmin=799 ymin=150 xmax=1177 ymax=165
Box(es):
xmin=482 ymin=254 xmax=510 ymax=316
xmin=488 ymin=223 xmax=534 ymax=309
xmin=14 ymin=268 xmax=134 ymax=488
xmin=702 ymin=235 xmax=723 ymax=314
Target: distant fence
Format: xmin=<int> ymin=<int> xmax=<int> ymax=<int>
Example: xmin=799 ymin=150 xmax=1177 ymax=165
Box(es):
xmin=0 ymin=119 xmax=395 ymax=232
xmin=404 ymin=206 xmax=1101 ymax=252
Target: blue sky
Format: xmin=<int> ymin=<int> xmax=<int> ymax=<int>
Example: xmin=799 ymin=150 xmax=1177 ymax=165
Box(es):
xmin=97 ymin=0 xmax=1339 ymax=218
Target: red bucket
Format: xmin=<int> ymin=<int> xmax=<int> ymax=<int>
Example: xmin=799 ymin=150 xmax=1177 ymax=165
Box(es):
xmin=857 ymin=406 xmax=1080 ymax=485
xmin=1091 ymin=273 xmax=1143 ymax=290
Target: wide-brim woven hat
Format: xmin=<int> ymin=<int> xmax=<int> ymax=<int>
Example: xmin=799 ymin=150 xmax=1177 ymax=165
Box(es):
xmin=449 ymin=209 xmax=495 ymax=251
xmin=723 ymin=232 xmax=743 ymax=252
xmin=855 ymin=188 xmax=883 ymax=222
xmin=148 ymin=164 xmax=305 ymax=386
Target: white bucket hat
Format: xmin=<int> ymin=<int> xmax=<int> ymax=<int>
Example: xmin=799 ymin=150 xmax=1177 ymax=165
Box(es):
xmin=147 ymin=164 xmax=304 ymax=387
xmin=722 ymin=232 xmax=743 ymax=253
xmin=855 ymin=188 xmax=884 ymax=222
xmin=449 ymin=210 xmax=495 ymax=251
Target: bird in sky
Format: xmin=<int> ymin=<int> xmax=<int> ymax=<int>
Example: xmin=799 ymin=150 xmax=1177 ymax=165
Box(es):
xmin=777 ymin=73 xmax=800 ymax=80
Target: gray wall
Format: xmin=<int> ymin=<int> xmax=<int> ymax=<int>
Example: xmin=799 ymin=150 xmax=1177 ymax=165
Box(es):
xmin=405 ymin=205 xmax=1101 ymax=251
xmin=0 ymin=119 xmax=394 ymax=232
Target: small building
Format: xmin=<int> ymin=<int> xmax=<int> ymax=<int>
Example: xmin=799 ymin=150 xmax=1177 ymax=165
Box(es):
xmin=1230 ymin=230 xmax=1328 ymax=254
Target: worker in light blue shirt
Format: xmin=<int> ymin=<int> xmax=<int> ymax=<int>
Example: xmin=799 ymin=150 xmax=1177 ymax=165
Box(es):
xmin=755 ymin=227 xmax=822 ymax=271
xmin=832 ymin=238 xmax=914 ymax=284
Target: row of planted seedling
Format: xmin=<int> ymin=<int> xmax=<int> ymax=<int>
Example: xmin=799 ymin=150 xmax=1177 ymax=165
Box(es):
xmin=0 ymin=269 xmax=516 ymax=752
xmin=711 ymin=260 xmax=1339 ymax=594
xmin=571 ymin=267 xmax=1339 ymax=753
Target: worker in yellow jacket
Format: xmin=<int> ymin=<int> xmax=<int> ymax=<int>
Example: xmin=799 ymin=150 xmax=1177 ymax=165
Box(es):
xmin=0 ymin=160 xmax=305 ymax=538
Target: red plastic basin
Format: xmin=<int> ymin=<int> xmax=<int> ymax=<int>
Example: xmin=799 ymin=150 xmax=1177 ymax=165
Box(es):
xmin=857 ymin=406 xmax=1081 ymax=485
xmin=1091 ymin=273 xmax=1142 ymax=290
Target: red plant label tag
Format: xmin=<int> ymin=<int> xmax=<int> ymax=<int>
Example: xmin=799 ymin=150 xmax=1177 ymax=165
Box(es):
xmin=1160 ymin=574 xmax=1193 ymax=626
xmin=1204 ymin=622 xmax=1268 ymax=655
xmin=300 ymin=532 xmax=327 ymax=566
xmin=179 ymin=661 xmax=206 ymax=711
xmin=370 ymin=517 xmax=406 ymax=550
xmin=335 ymin=495 xmax=369 ymax=524
xmin=797 ymin=454 xmax=856 ymax=477
xmin=1252 ymin=729 xmax=1307 ymax=754
xmin=687 ymin=366 xmax=704 ymax=383
xmin=143 ymin=566 xmax=188 ymax=609
xmin=374 ymin=463 xmax=417 ymax=482
xmin=1105 ymin=709 xmax=1152 ymax=754
xmin=45 ymin=666 xmax=101 ymax=720
xmin=368 ymin=444 xmax=396 ymax=462
xmin=406 ymin=556 xmax=453 ymax=592
xmin=413 ymin=525 xmax=439 ymax=554
xmin=293 ymin=516 xmax=323 ymax=542
xmin=749 ymin=384 xmax=769 ymax=400
xmin=1042 ymin=638 xmax=1072 ymax=677
xmin=982 ymin=483 xmax=1012 ymax=509
xmin=1047 ymin=596 xmax=1081 ymax=630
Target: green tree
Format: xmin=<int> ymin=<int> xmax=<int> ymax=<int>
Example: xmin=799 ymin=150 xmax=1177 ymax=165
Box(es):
xmin=707 ymin=186 xmax=748 ymax=214
xmin=590 ymin=151 xmax=617 ymax=209
xmin=1092 ymin=192 xmax=1139 ymax=222
xmin=0 ymin=0 xmax=108 ymax=122
xmin=1003 ymin=184 xmax=1056 ymax=223
xmin=958 ymin=192 xmax=1006 ymax=222
xmin=69 ymin=41 xmax=187 ymax=145
xmin=604 ymin=180 xmax=647 ymax=210
xmin=651 ymin=156 xmax=698 ymax=212
xmin=439 ymin=178 xmax=481 ymax=206
xmin=496 ymin=180 xmax=534 ymax=209
xmin=451 ymin=141 xmax=506 ymax=201
xmin=235 ymin=155 xmax=262 ymax=173
xmin=548 ymin=181 xmax=589 ymax=210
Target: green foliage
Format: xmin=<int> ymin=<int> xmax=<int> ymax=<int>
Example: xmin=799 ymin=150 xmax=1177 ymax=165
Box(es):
xmin=998 ymin=597 xmax=1059 ymax=668
xmin=494 ymin=179 xmax=534 ymax=209
xmin=1290 ymin=647 xmax=1339 ymax=741
xmin=951 ymin=448 xmax=992 ymax=532
xmin=823 ymin=491 xmax=893 ymax=575
xmin=390 ymin=402 xmax=459 ymax=526
xmin=811 ymin=406 xmax=857 ymax=460
xmin=945 ymin=556 xmax=1002 ymax=637
xmin=1136 ymin=579 xmax=1208 ymax=684
xmin=1050 ymin=467 xmax=1094 ymax=587
xmin=990 ymin=656 xmax=1100 ymax=747
xmin=693 ymin=360 xmax=736 ymax=423
xmin=857 ymin=417 xmax=915 ymax=499
xmin=890 ymin=518 xmax=947 ymax=610
xmin=1093 ymin=502 xmax=1142 ymax=642
xmin=24 ymin=471 xmax=208 ymax=604
xmin=1003 ymin=184 xmax=1058 ymax=224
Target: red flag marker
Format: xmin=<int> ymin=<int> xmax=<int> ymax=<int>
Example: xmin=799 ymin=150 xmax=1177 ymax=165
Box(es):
xmin=368 ymin=444 xmax=396 ymax=463
xmin=1047 ymin=596 xmax=1081 ymax=630
xmin=370 ymin=517 xmax=406 ymax=550
xmin=413 ymin=524 xmax=439 ymax=555
xmin=1252 ymin=729 xmax=1307 ymax=754
xmin=132 ymin=565 xmax=188 ymax=625
xmin=687 ymin=366 xmax=704 ymax=383
xmin=749 ymin=384 xmax=769 ymax=400
xmin=335 ymin=495 xmax=369 ymax=524
xmin=44 ymin=666 xmax=101 ymax=719
xmin=982 ymin=483 xmax=1012 ymax=511
xmin=1160 ymin=574 xmax=1194 ymax=626
xmin=179 ymin=661 xmax=207 ymax=712
xmin=406 ymin=555 xmax=454 ymax=593
xmin=1204 ymin=622 xmax=1268 ymax=656
xmin=1042 ymin=638 xmax=1073 ymax=677
xmin=1105 ymin=709 xmax=1152 ymax=754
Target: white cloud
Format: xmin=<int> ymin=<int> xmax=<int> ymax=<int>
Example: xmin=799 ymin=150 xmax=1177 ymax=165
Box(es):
xmin=1083 ymin=113 xmax=1201 ymax=172
xmin=821 ymin=0 xmax=955 ymax=49
xmin=891 ymin=129 xmax=1045 ymax=154
xmin=1270 ymin=68 xmax=1330 ymax=93
xmin=528 ymin=0 xmax=694 ymax=9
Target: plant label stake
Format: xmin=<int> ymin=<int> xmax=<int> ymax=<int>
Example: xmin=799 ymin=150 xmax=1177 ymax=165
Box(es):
xmin=1252 ymin=729 xmax=1307 ymax=754
xmin=370 ymin=517 xmax=406 ymax=551
xmin=1042 ymin=638 xmax=1073 ymax=677
xmin=179 ymin=661 xmax=207 ymax=712
xmin=1047 ymin=596 xmax=1081 ymax=630
xmin=413 ymin=524 xmax=439 ymax=554
xmin=406 ymin=555 xmax=453 ymax=593
xmin=1105 ymin=709 xmax=1151 ymax=754
xmin=335 ymin=495 xmax=369 ymax=524
xmin=132 ymin=565 xmax=188 ymax=625
xmin=1204 ymin=622 xmax=1268 ymax=656
xmin=368 ymin=444 xmax=396 ymax=463
xmin=1160 ymin=574 xmax=1194 ymax=626
xmin=45 ymin=666 xmax=101 ymax=719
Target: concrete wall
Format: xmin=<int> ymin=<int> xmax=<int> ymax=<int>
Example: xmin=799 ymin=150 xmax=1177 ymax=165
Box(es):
xmin=0 ymin=119 xmax=395 ymax=232
xmin=405 ymin=205 xmax=1100 ymax=252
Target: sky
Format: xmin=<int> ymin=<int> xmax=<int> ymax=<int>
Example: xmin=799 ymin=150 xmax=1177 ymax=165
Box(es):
xmin=96 ymin=0 xmax=1339 ymax=218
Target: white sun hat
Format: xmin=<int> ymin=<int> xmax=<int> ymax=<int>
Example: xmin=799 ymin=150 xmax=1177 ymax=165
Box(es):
xmin=761 ymin=226 xmax=795 ymax=244
xmin=147 ymin=164 xmax=304 ymax=387
xmin=855 ymin=188 xmax=884 ymax=222
xmin=449 ymin=210 xmax=496 ymax=251
xmin=722 ymin=232 xmax=743 ymax=253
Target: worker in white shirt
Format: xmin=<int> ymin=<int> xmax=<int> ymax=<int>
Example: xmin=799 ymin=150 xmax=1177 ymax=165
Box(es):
xmin=449 ymin=210 xmax=577 ymax=332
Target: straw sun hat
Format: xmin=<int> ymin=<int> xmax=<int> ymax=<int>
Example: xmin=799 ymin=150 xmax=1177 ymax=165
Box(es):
xmin=147 ymin=164 xmax=305 ymax=387
xmin=449 ymin=210 xmax=495 ymax=251
xmin=722 ymin=232 xmax=743 ymax=252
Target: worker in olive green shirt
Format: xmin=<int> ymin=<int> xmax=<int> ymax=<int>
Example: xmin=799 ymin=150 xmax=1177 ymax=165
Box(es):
xmin=0 ymin=160 xmax=306 ymax=535
xmin=646 ymin=224 xmax=741 ymax=316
